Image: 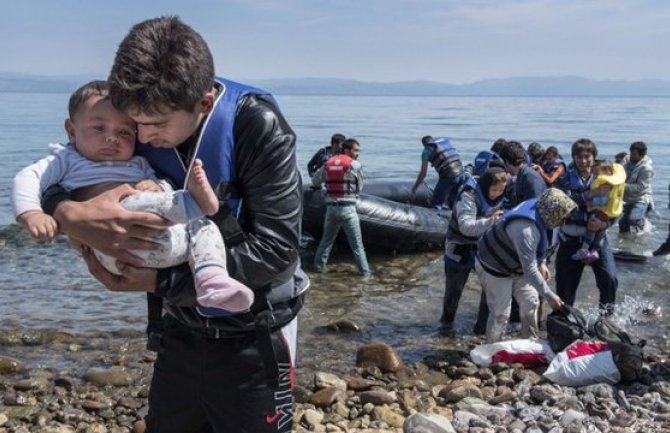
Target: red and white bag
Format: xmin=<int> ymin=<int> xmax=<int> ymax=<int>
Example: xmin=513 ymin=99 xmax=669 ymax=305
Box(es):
xmin=470 ymin=339 xmax=555 ymax=367
xmin=543 ymin=340 xmax=620 ymax=386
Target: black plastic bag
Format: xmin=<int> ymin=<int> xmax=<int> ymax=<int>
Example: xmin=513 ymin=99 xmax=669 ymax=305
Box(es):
xmin=593 ymin=318 xmax=646 ymax=383
xmin=546 ymin=305 xmax=589 ymax=353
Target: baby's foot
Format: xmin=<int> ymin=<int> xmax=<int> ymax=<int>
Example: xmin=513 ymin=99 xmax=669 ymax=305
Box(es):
xmin=188 ymin=159 xmax=219 ymax=216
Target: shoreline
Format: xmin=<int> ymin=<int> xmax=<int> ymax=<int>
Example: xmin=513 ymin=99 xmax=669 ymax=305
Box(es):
xmin=2 ymin=328 xmax=670 ymax=432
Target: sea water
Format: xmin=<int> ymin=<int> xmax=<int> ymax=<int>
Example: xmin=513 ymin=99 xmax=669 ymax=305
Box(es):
xmin=1 ymin=93 xmax=669 ymax=370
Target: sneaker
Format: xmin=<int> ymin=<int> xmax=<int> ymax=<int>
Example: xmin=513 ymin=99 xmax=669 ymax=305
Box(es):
xmin=653 ymin=241 xmax=670 ymax=256
xmin=571 ymin=248 xmax=590 ymax=261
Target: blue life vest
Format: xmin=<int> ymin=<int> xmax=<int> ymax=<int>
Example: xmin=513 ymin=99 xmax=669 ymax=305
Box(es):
xmin=446 ymin=177 xmax=501 ymax=244
xmin=564 ymin=168 xmax=592 ymax=226
xmin=473 ymin=150 xmax=501 ymax=177
xmin=136 ymin=78 xmax=306 ymax=333
xmin=427 ymin=137 xmax=461 ymax=177
xmin=137 ymin=78 xmax=275 ymax=218
xmin=477 ymin=199 xmax=548 ymax=277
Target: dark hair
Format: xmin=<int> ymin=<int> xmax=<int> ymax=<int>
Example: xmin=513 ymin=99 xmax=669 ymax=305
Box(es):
xmin=614 ymin=151 xmax=628 ymax=163
xmin=571 ymin=138 xmax=597 ymax=158
xmin=331 ymin=133 xmax=346 ymax=146
xmin=477 ymin=167 xmax=507 ymax=197
xmin=527 ymin=142 xmax=544 ymax=160
xmin=421 ymin=135 xmax=434 ymax=146
xmin=543 ymin=146 xmax=560 ymax=160
xmin=68 ymin=80 xmax=109 ymax=118
xmin=499 ymin=141 xmax=526 ymax=166
xmin=108 ymin=16 xmax=215 ymax=114
xmin=490 ymin=138 xmax=507 ymax=154
xmin=342 ymin=138 xmax=359 ymax=152
xmin=629 ymin=141 xmax=647 ymax=156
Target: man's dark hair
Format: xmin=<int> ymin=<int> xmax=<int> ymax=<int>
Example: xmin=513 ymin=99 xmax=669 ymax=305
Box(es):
xmin=499 ymin=141 xmax=526 ymax=166
xmin=108 ymin=16 xmax=215 ymax=114
xmin=630 ymin=141 xmax=647 ymax=156
xmin=490 ymin=138 xmax=507 ymax=154
xmin=421 ymin=135 xmax=434 ymax=146
xmin=68 ymin=80 xmax=109 ymax=118
xmin=331 ymin=133 xmax=346 ymax=146
xmin=571 ymin=138 xmax=598 ymax=158
xmin=342 ymin=138 xmax=360 ymax=152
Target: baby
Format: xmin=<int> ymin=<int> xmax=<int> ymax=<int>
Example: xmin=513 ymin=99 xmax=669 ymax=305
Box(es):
xmin=11 ymin=80 xmax=253 ymax=316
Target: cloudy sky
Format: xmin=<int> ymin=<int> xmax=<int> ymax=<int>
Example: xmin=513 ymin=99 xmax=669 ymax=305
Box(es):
xmin=1 ymin=0 xmax=668 ymax=84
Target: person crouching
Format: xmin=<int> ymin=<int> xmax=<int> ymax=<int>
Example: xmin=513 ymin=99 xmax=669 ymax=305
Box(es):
xmin=474 ymin=188 xmax=576 ymax=343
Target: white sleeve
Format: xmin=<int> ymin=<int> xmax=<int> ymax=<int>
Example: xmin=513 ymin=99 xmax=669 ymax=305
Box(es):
xmin=11 ymin=150 xmax=70 ymax=218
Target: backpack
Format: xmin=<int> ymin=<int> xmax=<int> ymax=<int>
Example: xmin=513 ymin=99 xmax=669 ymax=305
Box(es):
xmin=592 ymin=317 xmax=646 ymax=383
xmin=546 ymin=305 xmax=589 ymax=353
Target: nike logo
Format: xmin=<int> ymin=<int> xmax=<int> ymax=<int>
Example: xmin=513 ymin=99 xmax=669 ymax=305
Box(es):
xmin=265 ymin=411 xmax=283 ymax=424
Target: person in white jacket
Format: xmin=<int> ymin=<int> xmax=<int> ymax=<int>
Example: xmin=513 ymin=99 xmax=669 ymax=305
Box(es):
xmin=619 ymin=141 xmax=654 ymax=233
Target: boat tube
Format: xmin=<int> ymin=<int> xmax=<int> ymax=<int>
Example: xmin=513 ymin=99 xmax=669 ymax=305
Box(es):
xmin=303 ymin=181 xmax=449 ymax=251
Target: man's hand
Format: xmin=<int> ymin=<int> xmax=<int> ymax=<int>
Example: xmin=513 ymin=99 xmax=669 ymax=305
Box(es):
xmin=587 ymin=217 xmax=607 ymax=231
xmin=546 ymin=294 xmax=564 ymax=311
xmin=490 ymin=209 xmax=505 ymax=223
xmin=53 ymin=184 xmax=171 ymax=261
xmin=539 ymin=262 xmax=551 ymax=282
xmin=17 ymin=211 xmax=58 ymax=242
xmin=81 ymin=246 xmax=157 ymax=292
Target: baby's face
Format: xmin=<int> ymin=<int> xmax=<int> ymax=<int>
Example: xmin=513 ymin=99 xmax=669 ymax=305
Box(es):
xmin=67 ymin=96 xmax=137 ymax=162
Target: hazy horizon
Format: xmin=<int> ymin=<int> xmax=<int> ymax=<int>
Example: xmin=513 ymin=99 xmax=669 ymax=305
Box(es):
xmin=1 ymin=1 xmax=668 ymax=85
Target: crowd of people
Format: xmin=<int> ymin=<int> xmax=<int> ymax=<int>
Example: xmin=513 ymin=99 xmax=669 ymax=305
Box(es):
xmin=306 ymin=134 xmax=666 ymax=345
xmin=7 ymin=15 xmax=667 ymax=432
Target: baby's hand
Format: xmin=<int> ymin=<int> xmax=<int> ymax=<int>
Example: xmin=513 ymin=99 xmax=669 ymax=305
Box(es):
xmin=135 ymin=179 xmax=163 ymax=192
xmin=18 ymin=211 xmax=59 ymax=242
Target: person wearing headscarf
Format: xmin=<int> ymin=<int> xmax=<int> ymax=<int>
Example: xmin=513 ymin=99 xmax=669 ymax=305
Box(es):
xmin=474 ymin=188 xmax=576 ymax=342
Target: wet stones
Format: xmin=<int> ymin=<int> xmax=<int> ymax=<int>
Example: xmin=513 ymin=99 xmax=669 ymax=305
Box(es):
xmin=356 ymin=341 xmax=404 ymax=373
xmin=83 ymin=367 xmax=133 ymax=387
xmin=0 ymin=355 xmax=26 ymax=374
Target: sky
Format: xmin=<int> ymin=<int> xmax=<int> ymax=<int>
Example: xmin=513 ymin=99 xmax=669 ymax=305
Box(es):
xmin=1 ymin=0 xmax=668 ymax=84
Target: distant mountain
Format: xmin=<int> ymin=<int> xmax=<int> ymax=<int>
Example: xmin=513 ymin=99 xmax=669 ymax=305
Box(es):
xmin=0 ymin=72 xmax=97 ymax=94
xmin=254 ymin=76 xmax=670 ymax=97
xmin=2 ymin=72 xmax=670 ymax=96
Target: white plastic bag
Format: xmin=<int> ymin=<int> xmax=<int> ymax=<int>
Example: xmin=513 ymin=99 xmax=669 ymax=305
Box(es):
xmin=470 ymin=338 xmax=555 ymax=367
xmin=543 ymin=340 xmax=620 ymax=386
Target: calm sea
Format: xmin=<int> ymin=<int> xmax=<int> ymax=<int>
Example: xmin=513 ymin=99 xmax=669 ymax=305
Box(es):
xmin=1 ymin=93 xmax=669 ymax=370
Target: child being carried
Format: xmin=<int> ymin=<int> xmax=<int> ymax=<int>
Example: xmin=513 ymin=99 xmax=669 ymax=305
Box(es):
xmin=572 ymin=160 xmax=625 ymax=263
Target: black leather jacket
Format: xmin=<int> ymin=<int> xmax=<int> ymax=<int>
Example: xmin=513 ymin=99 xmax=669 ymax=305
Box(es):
xmin=44 ymin=94 xmax=305 ymax=330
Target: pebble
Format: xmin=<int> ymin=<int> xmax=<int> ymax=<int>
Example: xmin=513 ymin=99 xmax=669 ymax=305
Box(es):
xmin=2 ymin=336 xmax=670 ymax=433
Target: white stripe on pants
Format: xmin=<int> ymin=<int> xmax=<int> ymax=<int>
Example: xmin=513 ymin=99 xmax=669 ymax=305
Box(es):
xmin=474 ymin=260 xmax=540 ymax=343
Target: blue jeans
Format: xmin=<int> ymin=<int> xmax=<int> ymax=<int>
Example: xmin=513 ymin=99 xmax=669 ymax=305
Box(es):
xmin=555 ymin=233 xmax=618 ymax=313
xmin=618 ymin=201 xmax=649 ymax=233
xmin=314 ymin=204 xmax=370 ymax=275
xmin=433 ymin=173 xmax=465 ymax=208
